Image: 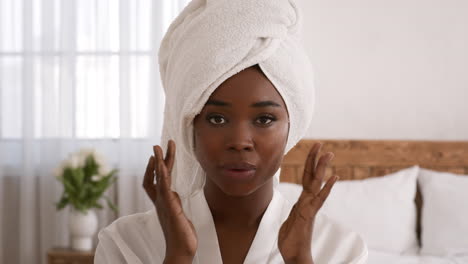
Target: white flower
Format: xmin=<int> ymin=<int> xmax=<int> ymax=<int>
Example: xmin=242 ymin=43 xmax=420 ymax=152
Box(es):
xmin=68 ymin=154 xmax=82 ymax=168
xmin=93 ymin=151 xmax=106 ymax=169
xmin=78 ymin=148 xmax=94 ymax=157
xmin=55 ymin=148 xmax=112 ymax=180
xmin=91 ymin=174 xmax=102 ymax=182
xmin=88 ymin=149 xmax=109 ymax=174
xmin=77 ymin=148 xmax=94 ymax=165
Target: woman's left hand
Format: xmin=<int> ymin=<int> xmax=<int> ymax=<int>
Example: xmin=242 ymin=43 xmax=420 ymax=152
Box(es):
xmin=278 ymin=143 xmax=339 ymax=264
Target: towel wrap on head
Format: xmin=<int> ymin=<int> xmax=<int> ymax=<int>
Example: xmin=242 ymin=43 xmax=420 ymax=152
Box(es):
xmin=158 ymin=0 xmax=315 ymax=197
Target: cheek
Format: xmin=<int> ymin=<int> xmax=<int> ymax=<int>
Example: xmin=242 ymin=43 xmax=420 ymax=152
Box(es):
xmin=193 ymin=125 xmax=220 ymax=169
xmin=257 ymin=122 xmax=289 ymax=169
xmin=261 ymin=121 xmax=289 ymax=146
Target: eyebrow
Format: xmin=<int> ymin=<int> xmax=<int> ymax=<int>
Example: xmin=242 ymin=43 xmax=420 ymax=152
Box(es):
xmin=206 ymin=99 xmax=281 ymax=108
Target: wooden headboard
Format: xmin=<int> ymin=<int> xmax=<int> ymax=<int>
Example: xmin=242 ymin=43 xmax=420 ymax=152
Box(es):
xmin=279 ymin=139 xmax=468 ymax=243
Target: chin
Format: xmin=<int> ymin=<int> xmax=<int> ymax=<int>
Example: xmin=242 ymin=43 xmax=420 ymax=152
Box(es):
xmin=204 ymin=168 xmax=275 ymax=198
xmin=217 ymin=178 xmax=273 ymax=198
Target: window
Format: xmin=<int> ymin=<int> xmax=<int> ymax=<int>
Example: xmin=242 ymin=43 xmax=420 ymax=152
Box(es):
xmin=0 ymin=0 xmax=189 ymax=139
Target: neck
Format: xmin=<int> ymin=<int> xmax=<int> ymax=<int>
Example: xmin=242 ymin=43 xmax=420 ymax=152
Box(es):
xmin=203 ymin=179 xmax=274 ymax=228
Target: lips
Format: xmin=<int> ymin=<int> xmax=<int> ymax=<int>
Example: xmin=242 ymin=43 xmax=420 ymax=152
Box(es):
xmin=221 ymin=162 xmax=256 ymax=180
xmin=222 ymin=162 xmax=257 ymax=170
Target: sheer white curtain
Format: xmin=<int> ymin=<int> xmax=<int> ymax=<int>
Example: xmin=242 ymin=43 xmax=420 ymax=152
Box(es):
xmin=0 ymin=0 xmax=189 ymax=263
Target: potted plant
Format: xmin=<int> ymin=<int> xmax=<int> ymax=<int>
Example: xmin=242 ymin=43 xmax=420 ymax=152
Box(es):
xmin=54 ymin=148 xmax=118 ymax=251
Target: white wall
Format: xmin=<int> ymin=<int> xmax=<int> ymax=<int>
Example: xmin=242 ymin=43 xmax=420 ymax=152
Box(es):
xmin=298 ymin=0 xmax=468 ymax=140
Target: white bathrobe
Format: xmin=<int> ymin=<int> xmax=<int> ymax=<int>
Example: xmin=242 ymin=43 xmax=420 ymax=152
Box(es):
xmin=95 ymin=188 xmax=368 ymax=263
xmin=95 ymin=0 xmax=369 ymax=262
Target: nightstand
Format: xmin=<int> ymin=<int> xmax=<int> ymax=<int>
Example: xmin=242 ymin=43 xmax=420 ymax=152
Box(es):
xmin=47 ymin=248 xmax=95 ymax=264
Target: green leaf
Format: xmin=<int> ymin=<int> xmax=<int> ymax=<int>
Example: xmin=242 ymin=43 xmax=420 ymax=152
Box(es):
xmin=92 ymin=201 xmax=103 ymax=209
xmin=63 ymin=179 xmax=76 ymax=194
xmin=78 ymin=184 xmax=90 ymax=200
xmin=56 ymin=195 xmax=69 ymax=210
xmin=74 ymin=169 xmax=85 ymax=187
xmin=109 ymin=169 xmax=118 ymax=177
xmin=94 ymin=178 xmax=108 ymax=190
xmin=55 ymin=157 xmax=118 ymax=212
xmin=63 ymin=167 xmax=74 ymax=183
xmin=84 ymin=155 xmax=98 ymax=180
xmin=104 ymin=196 xmax=119 ymax=213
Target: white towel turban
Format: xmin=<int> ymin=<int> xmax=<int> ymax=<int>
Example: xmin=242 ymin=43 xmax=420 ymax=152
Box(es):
xmin=158 ymin=0 xmax=315 ymax=198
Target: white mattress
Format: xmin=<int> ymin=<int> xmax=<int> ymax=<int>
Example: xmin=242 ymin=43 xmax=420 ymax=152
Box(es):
xmin=368 ymin=250 xmax=468 ymax=264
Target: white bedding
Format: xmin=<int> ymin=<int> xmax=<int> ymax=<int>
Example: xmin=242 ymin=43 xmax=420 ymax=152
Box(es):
xmin=277 ymin=170 xmax=468 ymax=264
xmin=368 ymin=249 xmax=468 ymax=264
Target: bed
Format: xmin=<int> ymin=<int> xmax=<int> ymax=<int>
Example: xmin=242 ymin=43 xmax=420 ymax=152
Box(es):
xmin=278 ymin=139 xmax=468 ymax=264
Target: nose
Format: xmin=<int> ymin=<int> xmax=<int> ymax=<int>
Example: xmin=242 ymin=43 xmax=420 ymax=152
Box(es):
xmin=225 ymin=122 xmax=254 ymax=152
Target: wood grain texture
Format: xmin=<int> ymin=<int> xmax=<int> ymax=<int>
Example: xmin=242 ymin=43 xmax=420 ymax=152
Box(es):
xmin=281 ymin=139 xmax=468 ymax=181
xmin=47 ymin=248 xmax=94 ymax=264
xmin=280 ymin=139 xmax=468 ymax=244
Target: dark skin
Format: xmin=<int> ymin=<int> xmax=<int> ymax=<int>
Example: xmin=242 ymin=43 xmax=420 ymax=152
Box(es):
xmin=143 ymin=65 xmax=338 ymax=264
xmin=193 ymin=65 xmax=290 ymax=264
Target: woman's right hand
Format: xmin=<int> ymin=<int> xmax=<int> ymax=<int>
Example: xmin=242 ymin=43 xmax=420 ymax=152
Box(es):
xmin=143 ymin=140 xmax=198 ymax=263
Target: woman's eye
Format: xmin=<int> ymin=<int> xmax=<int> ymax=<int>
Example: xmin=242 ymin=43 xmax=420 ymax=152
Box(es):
xmin=208 ymin=115 xmax=226 ymax=125
xmin=256 ymin=116 xmax=276 ymax=125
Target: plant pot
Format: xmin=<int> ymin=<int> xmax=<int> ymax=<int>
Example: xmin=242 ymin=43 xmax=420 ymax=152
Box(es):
xmin=69 ymin=209 xmax=98 ymax=251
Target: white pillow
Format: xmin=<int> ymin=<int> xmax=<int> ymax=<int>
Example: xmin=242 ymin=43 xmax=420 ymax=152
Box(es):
xmin=418 ymin=168 xmax=468 ymax=256
xmin=278 ymin=166 xmax=420 ymax=254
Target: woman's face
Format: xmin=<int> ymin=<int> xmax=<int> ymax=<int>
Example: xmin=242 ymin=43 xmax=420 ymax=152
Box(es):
xmin=193 ymin=66 xmax=289 ymax=197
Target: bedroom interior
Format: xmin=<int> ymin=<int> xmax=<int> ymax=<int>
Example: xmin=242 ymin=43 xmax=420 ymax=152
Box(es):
xmin=1 ymin=0 xmax=467 ymax=263
xmin=278 ymin=139 xmax=468 ymax=262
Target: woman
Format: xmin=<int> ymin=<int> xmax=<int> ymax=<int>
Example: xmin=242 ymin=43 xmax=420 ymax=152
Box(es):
xmin=95 ymin=0 xmax=368 ymax=263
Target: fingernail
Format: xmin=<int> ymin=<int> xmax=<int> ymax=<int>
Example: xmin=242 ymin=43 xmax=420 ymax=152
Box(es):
xmin=328 ymin=153 xmax=335 ymax=161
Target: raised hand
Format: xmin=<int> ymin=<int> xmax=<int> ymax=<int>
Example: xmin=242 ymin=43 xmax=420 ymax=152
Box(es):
xmin=143 ymin=140 xmax=197 ymax=263
xmin=278 ymin=143 xmax=339 ymax=264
